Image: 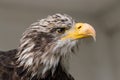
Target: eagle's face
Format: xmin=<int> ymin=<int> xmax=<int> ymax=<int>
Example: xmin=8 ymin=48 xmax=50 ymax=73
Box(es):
xmin=17 ymin=14 xmax=96 ymax=76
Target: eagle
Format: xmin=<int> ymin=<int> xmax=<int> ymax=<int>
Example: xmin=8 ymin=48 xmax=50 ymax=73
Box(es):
xmin=0 ymin=14 xmax=96 ymax=80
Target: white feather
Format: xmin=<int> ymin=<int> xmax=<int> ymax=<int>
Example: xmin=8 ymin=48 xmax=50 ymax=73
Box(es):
xmin=25 ymin=57 xmax=33 ymax=66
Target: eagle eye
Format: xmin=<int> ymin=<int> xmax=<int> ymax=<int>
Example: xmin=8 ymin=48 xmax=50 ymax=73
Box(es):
xmin=56 ymin=28 xmax=66 ymax=33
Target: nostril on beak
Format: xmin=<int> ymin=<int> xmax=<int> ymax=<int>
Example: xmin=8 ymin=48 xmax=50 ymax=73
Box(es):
xmin=77 ymin=26 xmax=82 ymax=29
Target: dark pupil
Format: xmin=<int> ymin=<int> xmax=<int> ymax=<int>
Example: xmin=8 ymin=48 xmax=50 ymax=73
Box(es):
xmin=57 ymin=28 xmax=65 ymax=33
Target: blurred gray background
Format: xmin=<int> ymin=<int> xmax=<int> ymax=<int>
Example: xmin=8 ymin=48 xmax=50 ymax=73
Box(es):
xmin=0 ymin=0 xmax=120 ymax=80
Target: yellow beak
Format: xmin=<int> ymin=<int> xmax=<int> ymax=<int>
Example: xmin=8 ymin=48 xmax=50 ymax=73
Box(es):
xmin=61 ymin=23 xmax=96 ymax=41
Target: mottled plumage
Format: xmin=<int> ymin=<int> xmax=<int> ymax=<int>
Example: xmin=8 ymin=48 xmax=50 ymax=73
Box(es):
xmin=0 ymin=13 xmax=96 ymax=80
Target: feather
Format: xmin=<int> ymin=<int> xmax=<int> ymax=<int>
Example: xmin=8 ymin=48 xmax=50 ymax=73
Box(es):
xmin=0 ymin=14 xmax=75 ymax=80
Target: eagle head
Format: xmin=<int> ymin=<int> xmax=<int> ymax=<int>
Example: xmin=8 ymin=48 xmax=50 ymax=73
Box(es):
xmin=17 ymin=14 xmax=96 ymax=77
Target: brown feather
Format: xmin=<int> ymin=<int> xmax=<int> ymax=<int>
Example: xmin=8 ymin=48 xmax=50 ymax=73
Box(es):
xmin=0 ymin=14 xmax=75 ymax=80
